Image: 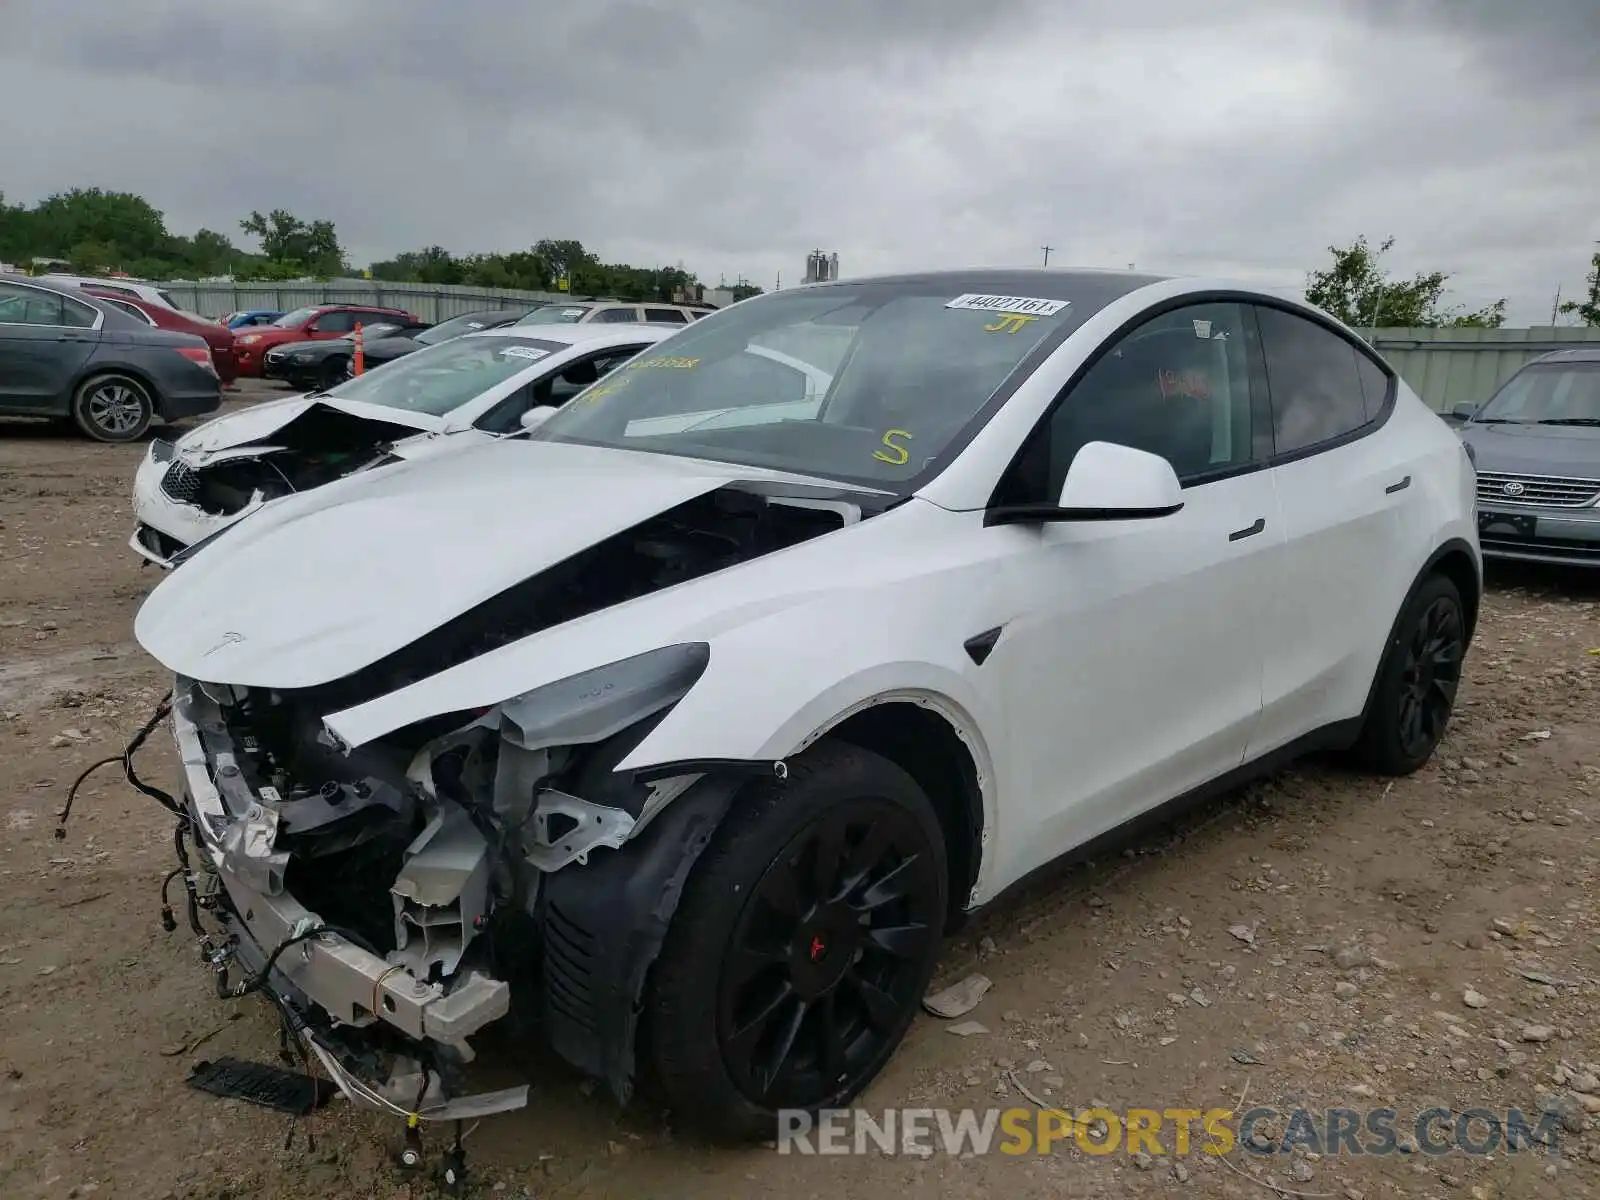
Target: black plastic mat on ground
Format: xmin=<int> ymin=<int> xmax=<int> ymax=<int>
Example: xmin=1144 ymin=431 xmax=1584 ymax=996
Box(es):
xmin=186 ymin=1056 xmax=339 ymax=1114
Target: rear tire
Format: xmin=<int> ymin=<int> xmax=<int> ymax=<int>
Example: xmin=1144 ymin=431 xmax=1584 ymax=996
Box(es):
xmin=72 ymin=374 xmax=154 ymax=443
xmin=645 ymin=740 xmax=947 ymax=1142
xmin=1350 ymin=573 xmax=1466 ymax=775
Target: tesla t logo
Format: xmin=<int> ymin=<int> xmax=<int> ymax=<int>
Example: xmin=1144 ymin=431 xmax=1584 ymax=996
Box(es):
xmin=201 ymin=631 xmax=246 ymax=657
xmin=1502 ymin=481 xmax=1525 ymax=497
xmin=809 ymin=935 xmax=828 ymax=963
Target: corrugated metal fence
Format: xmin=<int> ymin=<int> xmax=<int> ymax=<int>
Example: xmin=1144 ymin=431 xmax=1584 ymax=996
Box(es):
xmin=1369 ymin=326 xmax=1600 ymax=412
xmin=159 ymin=280 xmax=1600 ymax=411
xmin=161 ymin=279 xmax=742 ymax=322
xmin=165 ymin=279 xmax=573 ymax=322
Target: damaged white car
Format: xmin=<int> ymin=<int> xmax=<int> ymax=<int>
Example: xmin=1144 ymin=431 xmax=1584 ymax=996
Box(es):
xmin=128 ymin=270 xmax=1479 ymax=1146
xmin=129 ymin=323 xmax=675 ymax=567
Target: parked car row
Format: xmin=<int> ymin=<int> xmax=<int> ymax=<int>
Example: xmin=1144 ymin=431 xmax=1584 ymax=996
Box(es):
xmin=87 ymin=289 xmax=242 ymax=383
xmin=0 ymin=273 xmax=221 ymax=440
xmin=131 ymin=321 xmax=675 ymax=563
xmin=126 ymin=269 xmax=1483 ymax=1149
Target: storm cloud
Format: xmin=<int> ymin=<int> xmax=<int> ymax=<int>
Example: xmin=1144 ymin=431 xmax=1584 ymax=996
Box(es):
xmin=2 ymin=0 xmax=1595 ymax=321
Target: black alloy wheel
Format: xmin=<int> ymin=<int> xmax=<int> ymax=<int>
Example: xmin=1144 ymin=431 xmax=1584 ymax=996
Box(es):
xmin=1352 ymin=572 xmax=1467 ymax=774
xmin=319 ymin=357 xmax=350 ymax=390
xmin=646 ymin=741 xmax=948 ymax=1140
xmin=718 ymin=796 xmax=942 ymax=1107
xmin=1396 ymin=593 xmax=1465 ymax=760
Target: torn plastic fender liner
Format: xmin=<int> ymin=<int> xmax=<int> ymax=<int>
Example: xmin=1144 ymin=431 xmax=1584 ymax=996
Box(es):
xmin=537 ymin=770 xmax=750 ymax=1104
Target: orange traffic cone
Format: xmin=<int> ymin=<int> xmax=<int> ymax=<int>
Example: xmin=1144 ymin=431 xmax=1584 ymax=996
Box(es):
xmin=352 ymin=323 xmax=365 ymax=376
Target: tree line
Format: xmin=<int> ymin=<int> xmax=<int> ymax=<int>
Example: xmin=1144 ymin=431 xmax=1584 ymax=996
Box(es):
xmin=0 ymin=188 xmax=747 ymax=302
xmin=1 ymin=187 xmax=1595 ymax=323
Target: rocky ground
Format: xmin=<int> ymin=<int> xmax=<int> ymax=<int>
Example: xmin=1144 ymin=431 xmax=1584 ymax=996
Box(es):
xmin=2 ymin=387 xmax=1598 ymax=1199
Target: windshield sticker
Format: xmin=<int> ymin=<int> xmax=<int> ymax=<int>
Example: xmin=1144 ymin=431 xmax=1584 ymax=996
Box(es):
xmin=561 ymin=308 xmax=586 ymax=317
xmin=501 ymin=346 xmax=551 ymax=362
xmin=625 ymin=355 xmax=701 ymax=371
xmin=984 ymin=313 xmax=1040 ymax=334
xmin=945 ymin=293 xmax=1070 ymax=317
xmin=873 ymin=428 xmax=914 ymax=466
xmin=1192 ymin=319 xmax=1212 ymax=339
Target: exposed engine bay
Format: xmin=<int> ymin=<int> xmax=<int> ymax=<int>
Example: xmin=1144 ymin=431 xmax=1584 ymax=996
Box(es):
xmin=154 ymin=484 xmax=866 ymax=1129
xmin=161 ymin=407 xmax=424 ymax=517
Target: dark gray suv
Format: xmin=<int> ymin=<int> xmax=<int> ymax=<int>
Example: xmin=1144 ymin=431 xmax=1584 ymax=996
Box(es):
xmin=1455 ymin=347 xmax=1600 ymax=567
xmin=0 ymin=274 xmax=221 ymax=442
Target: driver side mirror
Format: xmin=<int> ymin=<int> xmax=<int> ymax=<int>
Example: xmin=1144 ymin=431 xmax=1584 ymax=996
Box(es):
xmin=518 ymin=405 xmax=560 ymax=433
xmin=1448 ymin=402 xmax=1477 ymax=423
xmin=986 ymin=441 xmax=1184 ymax=526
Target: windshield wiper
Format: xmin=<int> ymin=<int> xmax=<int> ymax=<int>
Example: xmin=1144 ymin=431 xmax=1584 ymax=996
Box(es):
xmin=1534 ymin=418 xmax=1600 ymax=426
xmin=1468 ymin=417 xmax=1525 ymax=424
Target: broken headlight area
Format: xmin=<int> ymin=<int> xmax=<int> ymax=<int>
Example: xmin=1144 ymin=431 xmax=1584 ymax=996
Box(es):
xmin=168 ymin=642 xmax=726 ymax=1118
xmin=166 ymin=407 xmax=426 ymax=518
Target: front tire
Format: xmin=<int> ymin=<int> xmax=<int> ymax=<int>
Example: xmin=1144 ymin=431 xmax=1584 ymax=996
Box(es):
xmin=645 ymin=740 xmax=948 ymax=1142
xmin=72 ymin=374 xmax=154 ymax=443
xmin=1350 ymin=573 xmax=1466 ymax=775
xmin=319 ymin=357 xmax=350 ymax=390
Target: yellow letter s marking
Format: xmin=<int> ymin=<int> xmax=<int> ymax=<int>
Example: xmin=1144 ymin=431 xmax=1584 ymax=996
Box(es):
xmin=873 ymin=428 xmax=914 ymax=466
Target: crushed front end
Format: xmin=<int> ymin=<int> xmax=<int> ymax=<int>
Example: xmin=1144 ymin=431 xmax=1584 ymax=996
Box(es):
xmin=169 ymin=676 xmax=528 ymax=1120
xmin=162 ymin=638 xmax=774 ymax=1125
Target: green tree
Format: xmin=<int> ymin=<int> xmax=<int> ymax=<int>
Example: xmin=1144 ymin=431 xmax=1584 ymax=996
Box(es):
xmin=0 ymin=192 xmax=32 ymax=262
xmin=240 ymin=208 xmax=346 ymax=276
xmin=1305 ymin=235 xmax=1506 ymax=330
xmin=67 ymin=239 xmax=116 ymax=273
xmin=30 ymin=188 xmax=171 ymax=264
xmin=727 ymin=282 xmax=763 ymax=302
xmin=1558 ymin=245 xmax=1600 ymax=326
xmin=371 ymin=244 xmax=463 ymax=285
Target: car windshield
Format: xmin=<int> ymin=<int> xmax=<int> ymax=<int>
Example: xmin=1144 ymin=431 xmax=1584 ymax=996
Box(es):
xmin=318 ymin=333 xmax=570 ymax=415
xmin=519 ymin=305 xmax=591 ymax=324
xmin=157 ymin=290 xmax=179 ymax=308
xmin=273 ymin=306 xmax=320 ymax=328
xmin=416 ymin=313 xmax=499 ymax=345
xmin=355 ymin=322 xmax=401 ymax=340
xmin=1474 ymin=363 xmax=1600 ymax=424
xmin=530 ymin=282 xmax=1076 ymax=489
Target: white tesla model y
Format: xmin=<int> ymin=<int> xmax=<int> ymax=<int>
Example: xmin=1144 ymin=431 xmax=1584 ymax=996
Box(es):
xmin=132 ymin=269 xmax=1479 ymax=1141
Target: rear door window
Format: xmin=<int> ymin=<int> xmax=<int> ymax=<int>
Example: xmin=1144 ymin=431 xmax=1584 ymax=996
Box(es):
xmin=311 ymin=310 xmax=358 ymax=333
xmin=1254 ymin=305 xmax=1371 ymax=455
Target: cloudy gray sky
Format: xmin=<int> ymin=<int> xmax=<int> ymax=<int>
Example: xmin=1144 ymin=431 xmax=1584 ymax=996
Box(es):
xmin=3 ymin=0 xmax=1596 ymax=322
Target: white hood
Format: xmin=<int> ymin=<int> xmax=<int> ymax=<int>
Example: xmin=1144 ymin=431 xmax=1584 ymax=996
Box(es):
xmin=178 ymin=394 xmax=447 ymax=460
xmin=134 ymin=439 xmax=842 ymax=689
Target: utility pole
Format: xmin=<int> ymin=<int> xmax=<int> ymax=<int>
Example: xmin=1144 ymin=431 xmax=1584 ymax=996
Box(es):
xmin=1041 ymin=245 xmax=1053 ymax=268
xmin=1550 ymin=284 xmax=1562 ymax=327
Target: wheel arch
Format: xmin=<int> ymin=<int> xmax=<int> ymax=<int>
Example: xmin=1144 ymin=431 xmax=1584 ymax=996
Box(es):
xmin=1424 ymin=538 xmax=1482 ymax=646
xmin=1358 ymin=536 xmax=1481 ymax=726
xmin=73 ymin=361 xmax=160 ymax=410
xmin=805 ymin=698 xmax=990 ymax=933
xmin=533 ymin=690 xmax=996 ymax=1105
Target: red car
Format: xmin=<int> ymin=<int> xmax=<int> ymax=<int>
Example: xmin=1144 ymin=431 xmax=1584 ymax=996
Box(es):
xmin=85 ymin=289 xmax=241 ymax=384
xmin=230 ymin=304 xmax=423 ymax=377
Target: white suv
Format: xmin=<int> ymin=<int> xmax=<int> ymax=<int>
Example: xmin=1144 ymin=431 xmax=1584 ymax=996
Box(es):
xmin=518 ymin=300 xmax=714 ymax=327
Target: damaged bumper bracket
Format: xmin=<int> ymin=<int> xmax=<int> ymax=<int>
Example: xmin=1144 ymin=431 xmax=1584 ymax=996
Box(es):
xmin=171 ymin=681 xmax=512 ymax=1055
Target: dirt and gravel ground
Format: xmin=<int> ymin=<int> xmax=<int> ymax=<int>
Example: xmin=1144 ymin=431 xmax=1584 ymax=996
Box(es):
xmin=3 ymin=384 xmax=1599 ymax=1199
